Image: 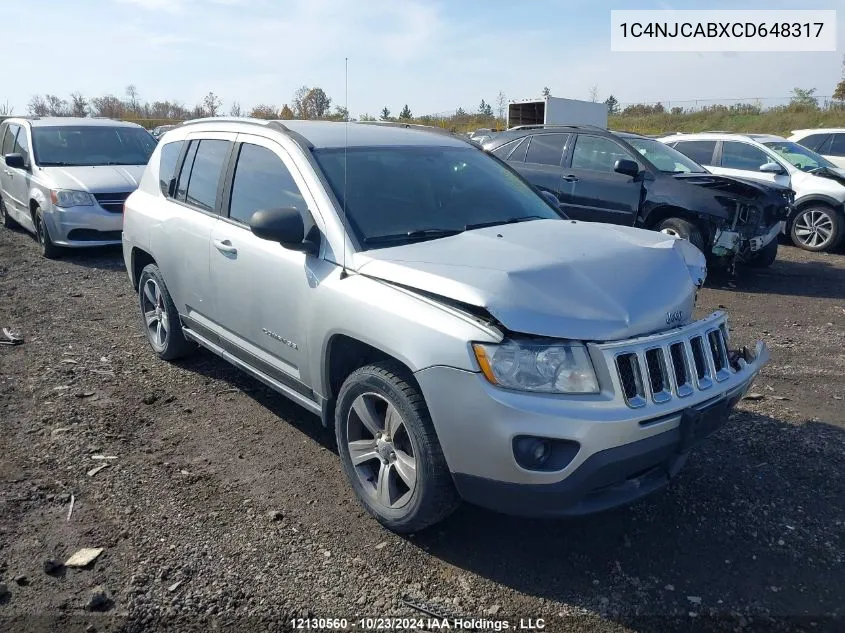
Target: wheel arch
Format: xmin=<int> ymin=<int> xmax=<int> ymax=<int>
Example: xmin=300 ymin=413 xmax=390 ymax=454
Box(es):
xmin=644 ymin=205 xmax=714 ymax=243
xmin=320 ymin=333 xmax=419 ymax=429
xmin=130 ymin=247 xmax=157 ymax=289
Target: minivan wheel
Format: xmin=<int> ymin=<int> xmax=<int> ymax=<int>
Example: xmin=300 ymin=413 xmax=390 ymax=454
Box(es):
xmin=0 ymin=197 xmax=17 ymax=229
xmin=656 ymin=217 xmax=706 ymax=252
xmin=137 ymin=263 xmax=194 ymax=361
xmin=790 ymin=206 xmax=841 ymax=252
xmin=34 ymin=207 xmax=61 ymax=259
xmin=335 ymin=361 xmax=460 ymax=533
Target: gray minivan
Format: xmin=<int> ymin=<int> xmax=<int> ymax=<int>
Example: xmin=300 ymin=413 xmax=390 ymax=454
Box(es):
xmin=0 ymin=117 xmax=156 ymax=258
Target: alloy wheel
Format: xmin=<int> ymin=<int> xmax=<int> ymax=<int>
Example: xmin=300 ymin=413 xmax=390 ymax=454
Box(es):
xmin=793 ymin=209 xmax=835 ymax=249
xmin=141 ymin=278 xmax=169 ymax=349
xmin=346 ymin=392 xmax=418 ymax=510
xmin=660 ymin=227 xmax=681 ymax=238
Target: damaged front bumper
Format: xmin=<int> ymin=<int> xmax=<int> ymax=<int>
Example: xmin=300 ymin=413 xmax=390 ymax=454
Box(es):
xmin=416 ymin=312 xmax=769 ymax=517
xmin=712 ymin=221 xmax=784 ymax=258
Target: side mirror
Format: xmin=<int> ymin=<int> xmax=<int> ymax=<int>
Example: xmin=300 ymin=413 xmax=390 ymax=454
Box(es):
xmin=759 ymin=162 xmax=784 ymax=174
xmin=4 ymin=153 xmax=26 ymax=170
xmin=249 ymin=207 xmax=317 ymax=255
xmin=614 ymin=158 xmax=640 ymax=178
xmin=540 ymin=190 xmax=560 ymax=207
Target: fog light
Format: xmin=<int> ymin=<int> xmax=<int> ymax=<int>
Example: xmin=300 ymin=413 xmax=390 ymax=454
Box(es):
xmin=513 ymin=436 xmax=550 ymax=469
xmin=512 ymin=435 xmax=581 ymax=472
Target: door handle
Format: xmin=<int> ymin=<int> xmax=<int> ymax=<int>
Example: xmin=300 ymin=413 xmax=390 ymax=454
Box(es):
xmin=213 ymin=239 xmax=237 ymax=255
xmin=562 ymin=175 xmax=579 ymax=182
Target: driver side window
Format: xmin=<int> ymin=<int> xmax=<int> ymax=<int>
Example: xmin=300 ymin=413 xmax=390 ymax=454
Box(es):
xmin=571 ymin=135 xmax=632 ymax=172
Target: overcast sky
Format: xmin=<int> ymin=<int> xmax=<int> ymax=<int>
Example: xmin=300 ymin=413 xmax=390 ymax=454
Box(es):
xmin=1 ymin=0 xmax=842 ymax=117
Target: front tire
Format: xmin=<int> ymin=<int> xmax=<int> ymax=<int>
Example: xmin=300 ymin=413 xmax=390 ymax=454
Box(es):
xmin=656 ymin=217 xmax=706 ymax=252
xmin=0 ymin=197 xmax=17 ymax=229
xmin=34 ymin=207 xmax=61 ymax=259
xmin=789 ymin=205 xmax=842 ymax=252
xmin=335 ymin=361 xmax=459 ymax=533
xmin=137 ymin=263 xmax=194 ymax=361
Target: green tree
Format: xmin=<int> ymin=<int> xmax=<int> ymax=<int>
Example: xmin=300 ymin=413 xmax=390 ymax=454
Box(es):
xmin=541 ymin=86 xmax=551 ymax=97
xmin=604 ymin=94 xmax=619 ymax=115
xmin=789 ymin=87 xmax=818 ymax=108
xmin=399 ymin=104 xmax=412 ymax=119
xmin=478 ymin=99 xmax=493 ymax=117
xmin=380 ymin=107 xmax=391 ymax=120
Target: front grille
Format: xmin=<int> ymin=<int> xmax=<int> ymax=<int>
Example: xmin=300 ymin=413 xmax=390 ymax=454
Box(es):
xmin=93 ymin=191 xmax=131 ymax=214
xmin=607 ymin=314 xmax=734 ymax=408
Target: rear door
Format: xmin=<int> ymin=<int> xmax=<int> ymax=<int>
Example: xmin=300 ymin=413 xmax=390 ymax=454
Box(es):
xmin=0 ymin=123 xmax=19 ymax=212
xmin=208 ymin=133 xmax=319 ymax=398
xmin=559 ymin=134 xmax=643 ymax=225
xmin=151 ymin=133 xmax=235 ymax=333
xmin=6 ymin=125 xmax=34 ymax=227
xmin=507 ymin=133 xmax=569 ymax=204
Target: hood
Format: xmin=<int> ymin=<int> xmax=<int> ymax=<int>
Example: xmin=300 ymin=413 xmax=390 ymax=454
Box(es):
xmin=812 ymin=166 xmax=845 ymax=187
xmin=354 ymin=220 xmax=706 ymax=342
xmin=39 ymin=165 xmax=145 ymax=193
xmin=671 ymin=172 xmax=788 ymax=200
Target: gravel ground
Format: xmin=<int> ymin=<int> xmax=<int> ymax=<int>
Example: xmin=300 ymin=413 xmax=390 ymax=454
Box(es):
xmin=1 ymin=224 xmax=844 ymax=633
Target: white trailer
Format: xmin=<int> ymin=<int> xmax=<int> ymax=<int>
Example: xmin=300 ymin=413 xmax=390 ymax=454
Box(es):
xmin=507 ymin=96 xmax=608 ymax=129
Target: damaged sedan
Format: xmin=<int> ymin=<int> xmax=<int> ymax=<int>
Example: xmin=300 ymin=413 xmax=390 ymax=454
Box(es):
xmin=123 ymin=119 xmax=769 ymax=533
xmin=484 ymin=126 xmax=793 ymax=269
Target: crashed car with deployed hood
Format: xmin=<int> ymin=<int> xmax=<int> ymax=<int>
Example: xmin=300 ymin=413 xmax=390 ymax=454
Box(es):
xmin=122 ymin=118 xmax=769 ymax=532
xmin=484 ymin=125 xmax=793 ymax=269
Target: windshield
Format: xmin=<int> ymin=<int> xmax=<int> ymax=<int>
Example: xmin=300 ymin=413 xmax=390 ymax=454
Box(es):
xmin=33 ymin=126 xmax=157 ymax=167
xmin=762 ymin=140 xmax=836 ymax=172
xmin=313 ymin=146 xmax=563 ymax=248
xmin=625 ymin=137 xmax=707 ymax=174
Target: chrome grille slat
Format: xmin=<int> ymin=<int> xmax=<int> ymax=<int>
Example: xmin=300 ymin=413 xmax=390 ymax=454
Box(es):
xmin=603 ymin=313 xmax=736 ymax=409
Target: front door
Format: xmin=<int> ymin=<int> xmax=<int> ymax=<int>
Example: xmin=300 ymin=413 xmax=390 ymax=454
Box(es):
xmin=560 ymin=134 xmax=643 ymax=225
xmin=509 ymin=133 xmax=569 ymax=205
xmin=208 ymin=134 xmax=320 ymax=397
xmin=711 ymin=140 xmax=791 ymax=189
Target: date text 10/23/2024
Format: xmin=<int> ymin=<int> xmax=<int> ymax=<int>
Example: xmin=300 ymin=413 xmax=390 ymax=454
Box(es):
xmin=290 ymin=617 xmax=547 ymax=631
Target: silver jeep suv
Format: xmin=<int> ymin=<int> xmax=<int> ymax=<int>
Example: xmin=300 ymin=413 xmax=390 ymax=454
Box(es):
xmin=123 ymin=118 xmax=769 ymax=532
xmin=0 ymin=117 xmax=156 ymax=258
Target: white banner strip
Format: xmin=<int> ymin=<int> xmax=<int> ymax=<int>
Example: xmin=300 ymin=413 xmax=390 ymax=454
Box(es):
xmin=610 ymin=10 xmax=837 ymax=52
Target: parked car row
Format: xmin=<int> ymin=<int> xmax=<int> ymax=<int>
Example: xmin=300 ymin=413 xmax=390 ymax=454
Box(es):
xmin=482 ymin=125 xmax=792 ymax=269
xmin=0 ymin=115 xmax=777 ymax=532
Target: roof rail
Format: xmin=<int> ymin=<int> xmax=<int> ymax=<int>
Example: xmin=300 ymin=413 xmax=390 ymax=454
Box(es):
xmin=178 ymin=117 xmax=313 ymax=149
xmin=355 ymin=120 xmax=475 ymax=145
xmin=508 ymin=124 xmax=608 ymax=132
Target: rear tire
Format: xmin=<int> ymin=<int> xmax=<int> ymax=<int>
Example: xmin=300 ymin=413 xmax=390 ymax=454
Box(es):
xmin=335 ymin=360 xmax=460 ymax=533
xmin=34 ymin=206 xmax=61 ymax=259
xmin=789 ymin=205 xmax=842 ymax=252
xmin=656 ymin=217 xmax=706 ymax=252
xmin=137 ymin=263 xmax=194 ymax=361
xmin=742 ymin=238 xmax=778 ymax=268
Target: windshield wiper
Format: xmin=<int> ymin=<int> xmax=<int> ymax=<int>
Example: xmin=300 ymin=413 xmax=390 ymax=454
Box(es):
xmin=464 ymin=215 xmax=547 ymax=230
xmin=363 ymin=228 xmax=464 ymax=245
xmin=38 ymin=161 xmax=75 ymax=166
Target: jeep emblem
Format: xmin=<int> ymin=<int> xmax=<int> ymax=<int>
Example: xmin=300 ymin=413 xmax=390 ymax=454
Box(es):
xmin=666 ymin=310 xmax=684 ymax=326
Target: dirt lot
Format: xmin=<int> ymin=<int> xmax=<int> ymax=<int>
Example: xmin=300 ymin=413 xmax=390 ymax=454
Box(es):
xmin=1 ymin=224 xmax=843 ymax=633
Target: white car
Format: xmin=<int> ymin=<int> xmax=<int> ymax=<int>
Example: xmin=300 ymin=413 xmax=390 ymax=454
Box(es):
xmin=661 ymin=132 xmax=845 ymax=252
xmin=789 ymin=129 xmax=845 ymax=169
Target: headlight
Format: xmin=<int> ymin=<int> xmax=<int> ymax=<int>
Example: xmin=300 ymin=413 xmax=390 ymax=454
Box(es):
xmin=51 ymin=190 xmax=95 ymax=207
xmin=472 ymin=339 xmax=599 ymax=394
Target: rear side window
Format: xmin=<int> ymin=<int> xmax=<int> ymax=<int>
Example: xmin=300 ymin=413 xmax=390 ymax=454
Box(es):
xmin=672 ymin=140 xmax=717 ymax=165
xmin=491 ymin=138 xmax=522 ymax=160
xmin=158 ymin=140 xmax=184 ymax=195
xmin=571 ymin=135 xmax=631 ymax=172
xmin=796 ymin=133 xmax=830 ymax=153
xmin=228 ymin=143 xmax=306 ymax=224
xmin=2 ymin=124 xmax=18 ymax=156
xmin=525 ymin=133 xmax=569 ymax=166
xmin=720 ymin=141 xmax=771 ymax=171
xmin=175 ymin=141 xmax=199 ymax=201
xmin=507 ymin=137 xmax=529 ymax=163
xmin=828 ymin=134 xmax=845 ymax=157
xmin=184 ymin=140 xmax=231 ymax=211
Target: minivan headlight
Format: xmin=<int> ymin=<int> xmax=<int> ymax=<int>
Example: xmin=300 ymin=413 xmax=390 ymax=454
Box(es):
xmin=51 ymin=190 xmax=95 ymax=207
xmin=472 ymin=340 xmax=599 ymax=394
